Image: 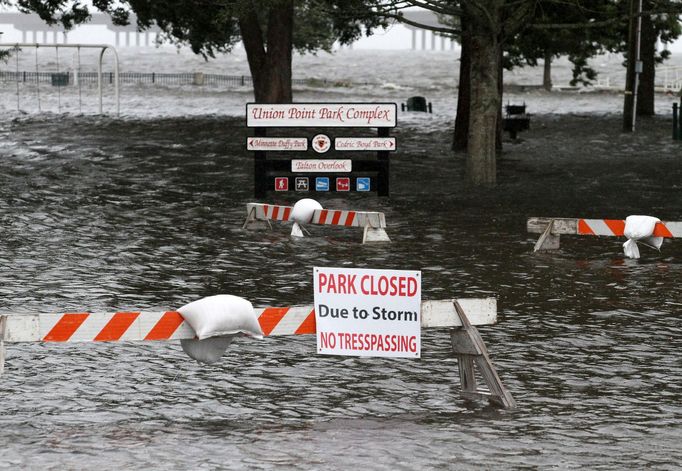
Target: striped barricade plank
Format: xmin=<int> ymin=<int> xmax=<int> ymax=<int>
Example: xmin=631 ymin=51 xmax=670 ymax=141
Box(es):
xmin=528 ymin=217 xmax=682 ymax=238
xmin=528 ymin=217 xmax=682 ymax=252
xmin=0 ymin=298 xmax=514 ymax=408
xmin=1 ymin=298 xmax=496 ymax=343
xmin=311 ymin=209 xmax=386 ymax=229
xmin=245 ymin=203 xmax=294 ymax=222
xmin=243 ymin=202 xmax=390 ymax=243
xmin=244 ymin=203 xmax=386 ymax=229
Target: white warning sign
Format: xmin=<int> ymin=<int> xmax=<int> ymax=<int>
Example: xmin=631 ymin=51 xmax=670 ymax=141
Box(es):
xmin=313 ymin=267 xmax=421 ymax=358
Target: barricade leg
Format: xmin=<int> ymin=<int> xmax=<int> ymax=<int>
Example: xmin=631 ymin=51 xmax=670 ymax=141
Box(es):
xmin=533 ymin=219 xmax=560 ymax=252
xmin=290 ymin=222 xmax=311 ymax=238
xmin=242 ymin=207 xmax=272 ymax=230
xmin=450 ymin=301 xmax=516 ymax=408
xmin=362 ymin=226 xmax=391 ymax=243
xmin=0 ymin=316 xmax=6 ymax=377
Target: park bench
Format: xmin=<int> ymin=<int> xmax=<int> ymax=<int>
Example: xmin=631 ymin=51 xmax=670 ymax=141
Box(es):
xmin=401 ymin=96 xmax=432 ymax=113
xmin=502 ymin=102 xmax=530 ymax=139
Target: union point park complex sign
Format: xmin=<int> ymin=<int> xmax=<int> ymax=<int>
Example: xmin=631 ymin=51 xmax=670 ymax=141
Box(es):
xmin=245 ymin=103 xmax=397 ymax=198
xmin=246 ymin=103 xmax=397 ymax=127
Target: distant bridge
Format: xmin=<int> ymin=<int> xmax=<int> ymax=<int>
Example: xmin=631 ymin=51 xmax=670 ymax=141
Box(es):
xmin=0 ymin=10 xmax=457 ymax=50
xmin=400 ymin=10 xmax=457 ymax=51
xmin=0 ymin=12 xmax=160 ymax=47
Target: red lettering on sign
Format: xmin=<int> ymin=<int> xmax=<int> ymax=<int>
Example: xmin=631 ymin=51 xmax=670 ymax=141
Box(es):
xmin=317 ymin=273 xmax=358 ymax=294
xmin=359 ymin=275 xmax=418 ymax=297
xmin=327 ymin=332 xmax=417 ymax=353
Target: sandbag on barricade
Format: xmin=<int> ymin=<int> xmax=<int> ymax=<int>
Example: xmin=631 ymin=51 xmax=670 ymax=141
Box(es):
xmin=290 ymin=198 xmax=323 ymax=238
xmin=178 ymin=295 xmax=263 ymax=364
xmin=623 ymin=215 xmax=664 ymax=259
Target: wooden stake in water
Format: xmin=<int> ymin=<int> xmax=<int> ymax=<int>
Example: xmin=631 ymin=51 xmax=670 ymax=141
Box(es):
xmin=450 ymin=300 xmax=516 ymax=409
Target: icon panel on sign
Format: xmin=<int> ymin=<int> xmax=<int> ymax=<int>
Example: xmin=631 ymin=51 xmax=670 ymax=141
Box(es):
xmin=315 ymin=177 xmax=330 ymax=191
xmin=356 ymin=177 xmax=371 ymax=192
xmin=275 ymin=177 xmax=289 ymax=191
xmin=336 ymin=177 xmax=350 ymax=192
xmin=295 ymin=177 xmax=309 ymax=191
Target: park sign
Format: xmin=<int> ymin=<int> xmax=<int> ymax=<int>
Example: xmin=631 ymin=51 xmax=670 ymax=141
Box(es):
xmin=314 ymin=267 xmax=421 ymax=358
xmin=246 ymin=103 xmax=396 ymax=127
xmin=247 ymin=137 xmax=308 ymax=151
xmin=245 ymin=102 xmax=397 ymax=197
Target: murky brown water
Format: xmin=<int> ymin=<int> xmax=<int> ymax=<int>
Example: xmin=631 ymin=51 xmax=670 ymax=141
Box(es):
xmin=1 ymin=112 xmax=681 ymax=469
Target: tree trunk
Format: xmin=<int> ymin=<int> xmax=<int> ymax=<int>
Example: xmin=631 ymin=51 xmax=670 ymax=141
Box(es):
xmin=637 ymin=4 xmax=655 ymax=116
xmin=238 ymin=0 xmax=293 ymax=103
xmin=453 ymin=16 xmax=471 ymax=151
xmin=467 ymin=8 xmax=501 ymax=186
xmin=496 ymin=46 xmax=503 ymax=155
xmin=543 ymin=51 xmax=552 ymax=91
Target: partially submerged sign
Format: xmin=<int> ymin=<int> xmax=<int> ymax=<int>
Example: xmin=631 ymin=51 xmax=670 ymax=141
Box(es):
xmin=314 ymin=267 xmax=421 ymax=358
xmin=246 ymin=102 xmax=397 ymax=198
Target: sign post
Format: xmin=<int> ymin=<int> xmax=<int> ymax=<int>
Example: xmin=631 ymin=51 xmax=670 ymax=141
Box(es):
xmin=313 ymin=267 xmax=421 ymax=358
xmin=246 ymin=103 xmax=397 ymax=198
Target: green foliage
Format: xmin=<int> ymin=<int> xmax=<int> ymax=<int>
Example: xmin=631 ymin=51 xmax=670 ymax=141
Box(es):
xmin=505 ymin=0 xmax=682 ymax=85
xmin=293 ymin=0 xmax=387 ymax=54
xmin=5 ymin=0 xmax=386 ymax=58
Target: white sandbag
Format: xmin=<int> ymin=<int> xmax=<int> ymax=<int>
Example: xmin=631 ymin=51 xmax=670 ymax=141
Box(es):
xmin=291 ymin=222 xmax=305 ymax=238
xmin=181 ymin=335 xmax=235 ymax=364
xmin=622 ymin=215 xmax=663 ymax=259
xmin=178 ymin=295 xmax=263 ymax=340
xmin=291 ymin=198 xmax=322 ymax=225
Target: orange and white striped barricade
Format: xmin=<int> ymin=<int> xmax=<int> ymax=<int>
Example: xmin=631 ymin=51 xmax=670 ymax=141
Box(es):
xmin=0 ymin=297 xmax=514 ymax=408
xmin=528 ymin=217 xmax=682 ymax=252
xmin=243 ymin=203 xmax=390 ymax=243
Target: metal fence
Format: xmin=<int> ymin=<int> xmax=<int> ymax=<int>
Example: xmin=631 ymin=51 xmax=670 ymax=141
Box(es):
xmin=0 ymin=71 xmax=320 ymax=87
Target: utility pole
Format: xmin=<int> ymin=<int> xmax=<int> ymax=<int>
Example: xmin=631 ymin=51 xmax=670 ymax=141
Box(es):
xmin=623 ymin=0 xmax=643 ymax=132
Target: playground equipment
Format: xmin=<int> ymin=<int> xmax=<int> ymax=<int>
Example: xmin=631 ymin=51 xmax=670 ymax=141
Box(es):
xmin=1 ymin=43 xmax=120 ymax=115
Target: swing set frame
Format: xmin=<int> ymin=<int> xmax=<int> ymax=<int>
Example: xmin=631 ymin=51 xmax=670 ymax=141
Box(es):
xmin=1 ymin=43 xmax=120 ymax=115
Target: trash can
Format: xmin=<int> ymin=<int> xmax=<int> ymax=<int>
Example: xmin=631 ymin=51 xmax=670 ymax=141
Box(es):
xmin=406 ymin=96 xmax=428 ymax=112
xmin=51 ymin=72 xmax=69 ymax=87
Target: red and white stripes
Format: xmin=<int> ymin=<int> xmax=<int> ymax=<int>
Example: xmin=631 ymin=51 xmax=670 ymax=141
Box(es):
xmin=577 ymin=219 xmax=681 ymax=238
xmin=245 ymin=203 xmax=387 ymax=228
xmin=257 ymin=306 xmax=316 ymax=336
xmin=2 ymin=299 xmax=497 ymax=343
xmin=312 ymin=209 xmax=359 ymax=227
xmin=248 ymin=203 xmax=294 ymax=222
xmin=39 ymin=311 xmax=192 ymax=342
xmin=12 ymin=308 xmax=314 ymax=343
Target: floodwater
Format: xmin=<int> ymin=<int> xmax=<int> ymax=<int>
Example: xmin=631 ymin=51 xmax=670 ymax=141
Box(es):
xmin=1 ymin=48 xmax=682 ymax=470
